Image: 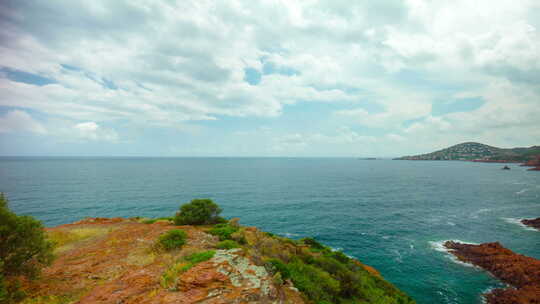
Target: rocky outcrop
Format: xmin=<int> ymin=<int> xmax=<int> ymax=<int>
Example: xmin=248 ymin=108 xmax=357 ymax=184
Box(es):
xmin=22 ymin=218 xmax=305 ymax=304
xmin=521 ymin=155 xmax=540 ymax=171
xmin=20 ymin=217 xmax=412 ymax=303
xmin=443 ymin=241 xmax=540 ymax=304
xmin=520 ymin=155 xmax=540 ymax=167
xmin=521 ymin=218 xmax=540 ymax=231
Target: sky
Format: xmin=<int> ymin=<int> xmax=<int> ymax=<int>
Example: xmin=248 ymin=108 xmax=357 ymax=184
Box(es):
xmin=0 ymin=0 xmax=539 ymax=157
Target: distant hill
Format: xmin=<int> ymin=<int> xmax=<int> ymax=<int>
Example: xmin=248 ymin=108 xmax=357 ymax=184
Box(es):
xmin=395 ymin=142 xmax=540 ymax=161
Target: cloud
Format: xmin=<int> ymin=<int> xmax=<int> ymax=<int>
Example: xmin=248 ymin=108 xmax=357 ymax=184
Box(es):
xmin=0 ymin=110 xmax=46 ymax=134
xmin=72 ymin=121 xmax=118 ymax=142
xmin=0 ymin=0 xmax=539 ymax=155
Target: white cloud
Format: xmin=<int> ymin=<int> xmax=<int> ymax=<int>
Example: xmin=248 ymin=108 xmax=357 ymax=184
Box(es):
xmin=72 ymin=121 xmax=118 ymax=142
xmin=0 ymin=0 xmax=539 ymax=155
xmin=0 ymin=110 xmax=46 ymax=134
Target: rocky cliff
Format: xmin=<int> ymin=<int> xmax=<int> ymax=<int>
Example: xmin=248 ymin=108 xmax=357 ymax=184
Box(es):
xmin=444 ymin=241 xmax=540 ymax=304
xmin=18 ymin=217 xmax=414 ymax=304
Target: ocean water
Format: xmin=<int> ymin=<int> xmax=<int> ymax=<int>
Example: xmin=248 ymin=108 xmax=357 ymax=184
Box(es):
xmin=1 ymin=157 xmax=539 ymax=304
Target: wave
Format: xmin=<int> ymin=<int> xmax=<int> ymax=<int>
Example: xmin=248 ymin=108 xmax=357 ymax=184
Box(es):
xmin=280 ymin=232 xmax=300 ymax=238
xmin=429 ymin=240 xmax=480 ymax=269
xmin=502 ymin=217 xmax=537 ymax=231
xmin=515 ymin=188 xmax=528 ymax=195
xmin=470 ymin=208 xmax=491 ymax=219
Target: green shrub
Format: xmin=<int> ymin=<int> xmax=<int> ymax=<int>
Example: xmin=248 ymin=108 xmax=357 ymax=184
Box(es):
xmin=0 ymin=193 xmax=54 ymax=302
xmin=287 ymin=260 xmax=340 ymax=302
xmin=174 ymin=199 xmax=223 ymax=225
xmin=329 ymin=250 xmax=351 ymax=264
xmin=266 ymin=258 xmax=290 ymax=280
xmin=184 ymin=250 xmax=215 ymax=264
xmin=300 ymin=237 xmax=325 ymax=250
xmin=216 ymin=240 xmax=240 ymax=249
xmin=157 ymin=229 xmax=187 ymax=250
xmin=208 ymin=223 xmax=239 ymax=241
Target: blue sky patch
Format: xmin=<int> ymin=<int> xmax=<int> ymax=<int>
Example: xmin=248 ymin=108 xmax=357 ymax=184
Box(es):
xmin=244 ymin=67 xmax=261 ymax=85
xmin=1 ymin=67 xmax=56 ymax=86
xmin=432 ymin=97 xmax=485 ymax=116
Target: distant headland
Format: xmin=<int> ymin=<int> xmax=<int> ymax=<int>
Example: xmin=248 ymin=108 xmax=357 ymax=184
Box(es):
xmin=395 ymin=142 xmax=540 ymax=165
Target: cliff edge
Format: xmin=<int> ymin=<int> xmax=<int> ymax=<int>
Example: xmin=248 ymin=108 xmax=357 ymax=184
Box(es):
xmin=17 ymin=217 xmax=414 ymax=304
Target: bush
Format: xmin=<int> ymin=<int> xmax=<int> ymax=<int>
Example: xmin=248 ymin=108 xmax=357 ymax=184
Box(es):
xmin=216 ymin=240 xmax=240 ymax=249
xmin=266 ymin=258 xmax=290 ymax=280
xmin=184 ymin=250 xmax=215 ymax=264
xmin=0 ymin=193 xmax=55 ymax=302
xmin=208 ymin=223 xmax=239 ymax=241
xmin=300 ymin=237 xmax=326 ymax=250
xmin=157 ymin=229 xmax=187 ymax=251
xmin=174 ymin=199 xmax=223 ymax=225
xmin=287 ymin=260 xmax=340 ymax=302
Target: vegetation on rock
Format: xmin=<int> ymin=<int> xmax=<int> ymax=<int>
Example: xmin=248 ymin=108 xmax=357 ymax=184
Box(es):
xmin=208 ymin=223 xmax=239 ymax=241
xmin=215 ymin=240 xmax=240 ymax=249
xmin=6 ymin=198 xmax=415 ymax=304
xmin=160 ymin=250 xmax=216 ymax=290
xmin=156 ymin=229 xmax=187 ymax=251
xmin=173 ymin=199 xmax=224 ymax=225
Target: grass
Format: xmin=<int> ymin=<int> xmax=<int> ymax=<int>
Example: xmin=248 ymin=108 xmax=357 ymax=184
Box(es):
xmin=125 ymin=250 xmax=157 ymax=266
xmin=184 ymin=250 xmax=215 ymax=263
xmin=208 ymin=223 xmax=239 ymax=241
xmin=20 ymin=295 xmax=73 ymax=304
xmin=140 ymin=217 xmax=173 ymax=224
xmin=47 ymin=227 xmax=112 ymax=252
xmin=215 ymin=240 xmax=240 ymax=249
xmin=160 ymin=250 xmax=216 ymax=290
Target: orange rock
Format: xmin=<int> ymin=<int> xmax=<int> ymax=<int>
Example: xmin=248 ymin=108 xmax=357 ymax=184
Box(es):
xmin=444 ymin=241 xmax=540 ymax=304
xmin=22 ymin=219 xmax=305 ymax=304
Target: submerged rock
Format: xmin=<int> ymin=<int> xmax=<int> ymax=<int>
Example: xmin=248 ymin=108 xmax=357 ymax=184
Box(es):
xmin=443 ymin=241 xmax=540 ymax=304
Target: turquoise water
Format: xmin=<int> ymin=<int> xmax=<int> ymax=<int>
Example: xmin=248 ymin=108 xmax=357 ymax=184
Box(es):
xmin=1 ymin=157 xmax=539 ymax=303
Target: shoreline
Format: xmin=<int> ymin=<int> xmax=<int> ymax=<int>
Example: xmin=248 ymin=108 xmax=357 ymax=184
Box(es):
xmin=443 ymin=241 xmax=540 ymax=304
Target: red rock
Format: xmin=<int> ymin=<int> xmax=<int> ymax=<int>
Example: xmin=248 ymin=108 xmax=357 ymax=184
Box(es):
xmin=521 ymin=155 xmax=540 ymax=167
xmin=444 ymin=241 xmax=540 ymax=304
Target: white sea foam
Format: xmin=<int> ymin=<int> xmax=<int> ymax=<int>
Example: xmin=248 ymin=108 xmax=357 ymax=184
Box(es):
xmin=515 ymin=188 xmax=528 ymax=195
xmin=502 ymin=217 xmax=538 ymax=232
xmin=429 ymin=240 xmax=481 ymax=269
xmin=329 ymin=246 xmax=355 ymax=258
xmin=281 ymin=232 xmax=299 ymax=238
xmin=470 ymin=208 xmax=491 ymax=219
xmin=393 ymin=249 xmax=403 ymax=263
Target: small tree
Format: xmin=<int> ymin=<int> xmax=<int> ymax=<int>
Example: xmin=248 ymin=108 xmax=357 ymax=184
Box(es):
xmin=0 ymin=193 xmax=55 ymax=302
xmin=174 ymin=199 xmax=223 ymax=225
xmin=156 ymin=229 xmax=187 ymax=251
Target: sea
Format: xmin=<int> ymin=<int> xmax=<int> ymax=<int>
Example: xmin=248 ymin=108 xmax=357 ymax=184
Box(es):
xmin=1 ymin=157 xmax=539 ymax=304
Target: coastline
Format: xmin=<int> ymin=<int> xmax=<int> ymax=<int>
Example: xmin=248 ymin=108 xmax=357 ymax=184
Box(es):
xmin=16 ymin=217 xmax=415 ymax=304
xmin=443 ymin=241 xmax=540 ymax=304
